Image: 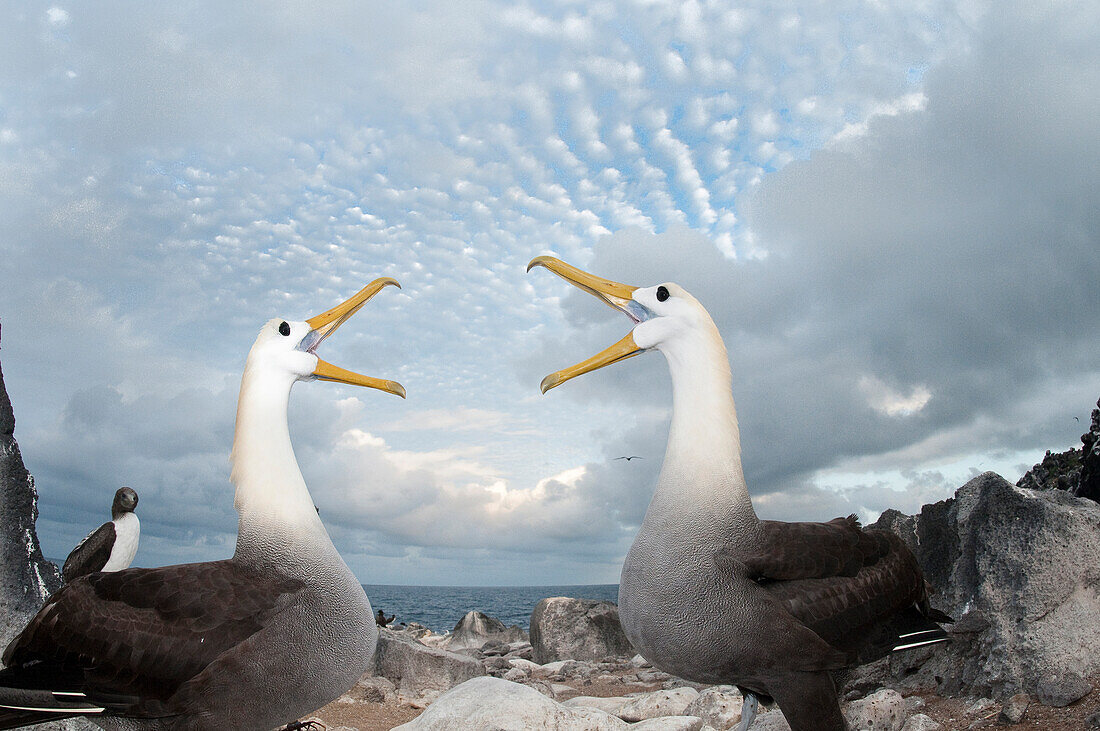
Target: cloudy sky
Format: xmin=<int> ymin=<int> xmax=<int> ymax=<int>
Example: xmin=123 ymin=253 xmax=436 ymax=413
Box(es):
xmin=1 ymin=0 xmax=1097 ymax=586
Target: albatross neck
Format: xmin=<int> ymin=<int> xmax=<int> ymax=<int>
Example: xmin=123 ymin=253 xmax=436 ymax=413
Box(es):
xmin=651 ymin=325 xmax=757 ymax=532
xmin=230 ymin=365 xmax=328 ymax=563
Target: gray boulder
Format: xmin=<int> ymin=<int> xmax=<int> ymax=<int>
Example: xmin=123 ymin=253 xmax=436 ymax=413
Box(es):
xmin=391 ymin=676 xmax=628 ymax=730
xmin=442 ymin=610 xmax=528 ymax=652
xmin=730 ymin=690 xmax=907 ymax=731
xmin=630 ymin=718 xmax=704 ymax=731
xmin=682 ymin=686 xmax=744 ymax=730
xmin=870 ymin=471 xmax=1100 ymax=701
xmin=0 ymin=326 xmax=62 ymax=649
xmin=370 ymin=626 xmax=486 ymax=698
xmin=997 ymin=693 xmax=1029 ymax=724
xmin=530 ymin=596 xmax=634 ymax=664
xmin=617 ymin=687 xmax=700 ymax=722
xmin=843 ymin=688 xmax=906 ymax=731
xmin=1079 ymin=398 xmax=1100 ymax=501
xmin=562 ymin=695 xmax=631 ymax=715
xmin=900 ymin=715 xmax=942 ymax=731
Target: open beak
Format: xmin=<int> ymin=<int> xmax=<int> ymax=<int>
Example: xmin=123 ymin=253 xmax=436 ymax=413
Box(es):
xmin=527 ymin=256 xmax=649 ymax=393
xmin=303 ymin=277 xmax=406 ymax=398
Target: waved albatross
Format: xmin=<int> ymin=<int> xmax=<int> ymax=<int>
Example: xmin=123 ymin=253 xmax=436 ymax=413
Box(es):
xmin=529 ymin=256 xmax=951 ymax=731
xmin=62 ymin=487 xmax=141 ymax=583
xmin=0 ymin=279 xmax=405 ymax=730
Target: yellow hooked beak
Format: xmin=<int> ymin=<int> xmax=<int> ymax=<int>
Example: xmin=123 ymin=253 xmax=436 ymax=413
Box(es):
xmin=304 ymin=278 xmax=406 ymax=398
xmin=527 ymin=256 xmax=648 ymax=394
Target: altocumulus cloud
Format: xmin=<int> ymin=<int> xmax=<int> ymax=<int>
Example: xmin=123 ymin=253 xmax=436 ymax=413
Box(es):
xmin=536 ymin=0 xmax=1100 ymax=528
xmin=0 ymin=0 xmax=1096 ymax=585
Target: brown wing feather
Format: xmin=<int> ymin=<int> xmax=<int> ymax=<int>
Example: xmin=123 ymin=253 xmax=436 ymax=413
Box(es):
xmin=729 ymin=515 xmax=890 ymax=581
xmin=4 ymin=560 xmax=304 ymax=716
xmin=759 ymin=530 xmax=933 ymax=657
xmin=62 ymin=522 xmax=116 ymax=582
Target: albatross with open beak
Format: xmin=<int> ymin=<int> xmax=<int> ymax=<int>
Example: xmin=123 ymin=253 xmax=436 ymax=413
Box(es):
xmin=0 ymin=278 xmax=404 ymax=730
xmin=529 ymin=256 xmax=951 ymax=731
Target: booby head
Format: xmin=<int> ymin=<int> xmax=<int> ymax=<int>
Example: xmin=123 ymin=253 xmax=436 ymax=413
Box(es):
xmin=244 ymin=277 xmax=406 ymax=398
xmin=111 ymin=486 xmax=138 ymax=520
xmin=528 ymin=256 xmax=720 ymax=393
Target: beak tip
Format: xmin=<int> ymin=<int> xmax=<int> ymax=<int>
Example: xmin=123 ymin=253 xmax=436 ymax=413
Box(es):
xmin=393 ymin=382 xmax=407 ymax=399
xmin=527 ymin=255 xmax=555 ymax=274
xmin=539 ymin=374 xmax=558 ymax=394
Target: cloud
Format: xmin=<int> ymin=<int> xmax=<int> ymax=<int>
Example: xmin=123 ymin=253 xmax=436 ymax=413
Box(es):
xmin=3 ymin=0 xmax=1095 ymax=587
xmin=530 ymin=0 xmax=1100 ymax=529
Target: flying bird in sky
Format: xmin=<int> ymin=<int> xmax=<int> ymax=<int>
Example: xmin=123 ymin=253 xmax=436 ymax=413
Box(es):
xmin=531 ymin=256 xmax=952 ymax=731
xmin=0 ymin=279 xmax=405 ymax=730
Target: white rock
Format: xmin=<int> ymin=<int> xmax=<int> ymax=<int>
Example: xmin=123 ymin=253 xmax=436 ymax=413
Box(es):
xmin=337 ymin=675 xmax=397 ymax=704
xmin=751 ymin=709 xmax=791 ymax=731
xmin=900 ymin=714 xmax=942 ymax=731
xmin=631 ymin=716 xmax=705 ymax=731
xmin=550 ymin=682 xmax=575 ymax=697
xmin=965 ymin=697 xmax=996 ymax=715
xmin=682 ymin=686 xmax=744 ymax=730
xmin=503 ymin=667 xmax=528 ymax=682
xmin=618 ymin=687 xmax=701 ymax=722
xmin=631 ymin=654 xmax=653 ymax=667
xmin=508 ymin=657 xmax=542 ymax=672
xmin=540 ymin=660 xmax=571 ymax=673
xmin=563 ymin=695 xmax=631 ymax=715
xmin=391 ymin=676 xmax=628 ymax=730
xmin=844 ymin=688 xmax=906 ymax=731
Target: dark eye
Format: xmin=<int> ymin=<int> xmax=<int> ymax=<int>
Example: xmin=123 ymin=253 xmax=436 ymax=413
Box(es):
xmin=278 ymin=321 xmax=291 ymax=336
xmin=656 ymin=286 xmax=670 ymax=302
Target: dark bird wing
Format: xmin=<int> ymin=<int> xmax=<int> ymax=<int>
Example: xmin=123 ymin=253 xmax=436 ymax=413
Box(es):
xmin=719 ymin=519 xmax=951 ymax=666
xmin=62 ymin=522 xmax=116 ymax=582
xmin=759 ymin=530 xmax=949 ymax=662
xmin=724 ymin=515 xmax=888 ymax=582
xmin=1 ymin=560 xmax=305 ymax=722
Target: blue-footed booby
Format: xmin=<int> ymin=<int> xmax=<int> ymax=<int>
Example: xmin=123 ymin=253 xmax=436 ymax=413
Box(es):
xmin=62 ymin=487 xmax=141 ymax=583
xmin=529 ymin=256 xmax=951 ymax=731
xmin=0 ymin=278 xmax=405 ymax=730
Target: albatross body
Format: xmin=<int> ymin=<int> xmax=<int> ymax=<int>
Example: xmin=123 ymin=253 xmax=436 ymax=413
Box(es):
xmin=530 ymin=257 xmax=951 ymax=731
xmin=0 ymin=279 xmax=405 ymax=731
xmin=62 ymin=487 xmax=141 ymax=582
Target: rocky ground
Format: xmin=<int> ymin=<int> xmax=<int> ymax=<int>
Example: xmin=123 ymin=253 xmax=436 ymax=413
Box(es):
xmin=294 ymin=469 xmax=1100 ymax=730
xmin=306 ymin=639 xmax=1100 ymax=730
xmin=295 ymin=592 xmax=1100 ymax=731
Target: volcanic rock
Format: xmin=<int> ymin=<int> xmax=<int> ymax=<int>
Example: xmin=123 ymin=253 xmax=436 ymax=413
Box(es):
xmin=442 ymin=610 xmax=528 ymax=652
xmin=529 ymin=596 xmax=634 ymax=664
xmin=870 ymin=472 xmax=1100 ymax=701
xmin=370 ymin=626 xmax=486 ymax=699
xmin=0 ymin=324 xmax=62 ymax=648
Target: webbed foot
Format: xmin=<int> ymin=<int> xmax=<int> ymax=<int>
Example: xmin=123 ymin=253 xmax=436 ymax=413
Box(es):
xmin=282 ymin=720 xmax=327 ymax=731
xmin=735 ymin=691 xmax=760 ymax=731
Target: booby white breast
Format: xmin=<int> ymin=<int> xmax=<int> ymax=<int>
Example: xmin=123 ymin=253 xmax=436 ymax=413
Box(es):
xmin=0 ymin=278 xmax=405 ymax=730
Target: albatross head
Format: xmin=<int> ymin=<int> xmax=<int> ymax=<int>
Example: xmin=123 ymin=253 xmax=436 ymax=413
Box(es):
xmin=243 ymin=277 xmax=406 ymax=398
xmin=527 ymin=256 xmax=721 ymax=393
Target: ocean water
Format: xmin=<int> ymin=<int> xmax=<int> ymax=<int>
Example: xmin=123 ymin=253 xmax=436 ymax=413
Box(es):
xmin=363 ymin=584 xmax=619 ymax=634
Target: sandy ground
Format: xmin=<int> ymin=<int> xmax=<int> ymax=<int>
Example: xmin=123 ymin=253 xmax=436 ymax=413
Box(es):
xmin=307 ymin=672 xmax=1100 ymax=731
